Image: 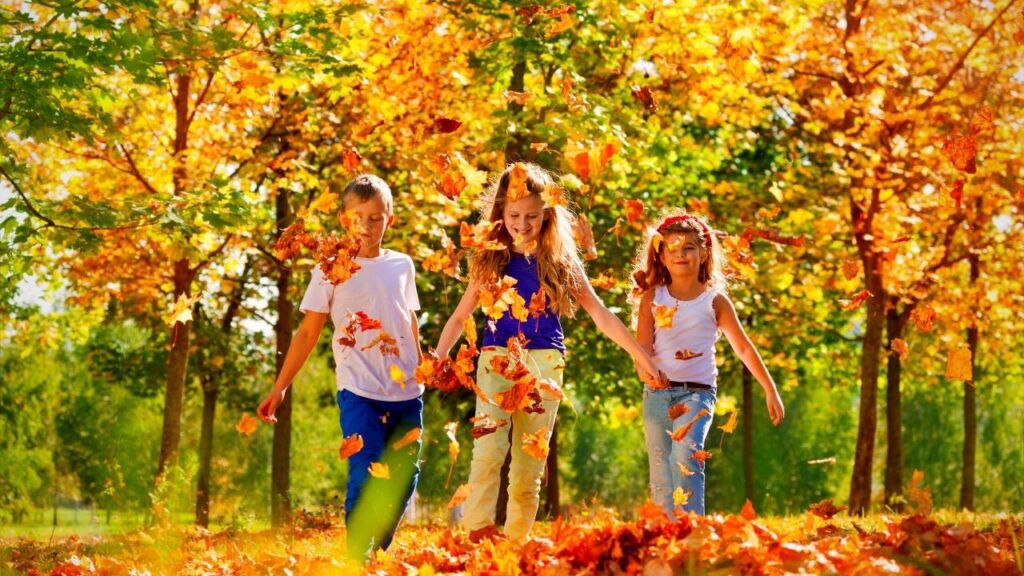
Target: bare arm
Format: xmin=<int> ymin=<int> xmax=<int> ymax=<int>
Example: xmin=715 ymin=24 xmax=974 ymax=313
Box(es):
xmin=577 ymin=278 xmax=663 ymax=384
xmin=435 ymin=279 xmax=480 ymax=358
xmin=634 ymin=289 xmax=664 ymax=387
xmin=257 ymin=311 xmax=327 ymax=423
xmin=715 ymin=294 xmax=785 ymax=425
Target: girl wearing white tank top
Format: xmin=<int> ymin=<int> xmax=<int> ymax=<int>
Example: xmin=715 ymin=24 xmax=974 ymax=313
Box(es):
xmin=631 ymin=211 xmax=785 ymax=518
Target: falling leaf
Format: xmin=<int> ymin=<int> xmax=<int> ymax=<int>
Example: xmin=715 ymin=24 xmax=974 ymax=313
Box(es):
xmin=530 ymin=142 xmax=549 ymax=152
xmin=448 ymin=484 xmax=472 ymax=509
xmin=653 ymin=303 xmax=677 ymax=329
xmin=910 ymin=304 xmax=937 ymax=332
xmin=343 ymin=146 xmax=362 ymax=173
xmin=338 ymin=434 xmax=364 ymax=459
xmin=950 ymin=179 xmax=965 ymax=210
xmin=390 ymin=365 xmax=406 ymax=388
xmin=478 ymin=276 xmax=528 ymax=321
xmin=890 ymin=338 xmax=909 ymax=360
xmin=274 ymin=218 xmax=317 ymax=261
xmin=445 ymin=421 xmax=460 ymax=486
xmin=590 ymin=273 xmax=617 ymax=290
xmin=945 ymin=346 xmax=973 ymax=382
xmin=308 ymin=191 xmax=339 ymax=214
xmin=624 ymin=199 xmax=645 ymax=224
xmin=673 ymin=487 xmax=691 ymax=507
xmin=809 ymin=499 xmax=846 ymax=519
xmin=528 ymin=288 xmax=547 ymax=319
xmin=631 ymin=84 xmax=658 ymax=112
xmin=392 ymin=427 xmax=421 ymax=450
xmin=507 ymin=162 xmax=530 ymax=202
xmin=808 ymin=457 xmax=837 ymax=465
xmin=718 ymin=410 xmax=739 ymax=434
xmin=361 ymin=329 xmax=400 ymax=357
xmin=460 ymin=221 xmax=506 ymax=251
xmin=463 ymin=315 xmax=477 ymax=348
xmin=907 ymin=470 xmax=933 ymax=514
xmin=675 ymin=349 xmax=704 ymax=361
xmin=522 ymin=426 xmax=550 ymax=460
xmin=692 ymin=450 xmax=713 ymax=463
xmin=235 ymin=413 xmax=259 ymax=436
xmin=352 ymin=311 xmax=382 ymax=331
xmin=503 ymin=90 xmax=532 ymax=105
xmin=164 ymin=292 xmax=200 ymax=326
xmin=841 ymin=258 xmax=860 ymax=281
xmin=573 ymin=150 xmax=590 ymax=181
xmin=740 ymin=499 xmax=756 ymax=520
xmin=942 ymin=132 xmax=977 ymax=174
xmin=668 ymin=402 xmax=690 ymax=420
xmin=471 ymin=416 xmax=509 ymax=439
xmin=433 ymin=117 xmax=462 ymax=134
xmin=436 ymin=171 xmax=467 ymax=200
xmin=669 ymin=409 xmax=710 ymax=441
xmin=677 ymin=462 xmax=696 ymax=477
xmin=839 ymin=289 xmax=872 ymax=311
xmin=423 ymin=232 xmax=462 ymax=279
xmin=368 ymin=462 xmax=391 ymax=479
xmin=541 ymin=183 xmax=567 ymax=208
xmin=968 ymin=106 xmax=994 ymax=135
xmin=538 ymin=378 xmax=565 ymax=400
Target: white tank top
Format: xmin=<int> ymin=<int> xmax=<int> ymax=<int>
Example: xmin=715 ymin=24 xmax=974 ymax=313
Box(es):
xmin=650 ymin=285 xmax=720 ymax=386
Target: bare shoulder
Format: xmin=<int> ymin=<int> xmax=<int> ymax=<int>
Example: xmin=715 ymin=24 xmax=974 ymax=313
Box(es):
xmin=712 ymin=291 xmax=734 ymax=321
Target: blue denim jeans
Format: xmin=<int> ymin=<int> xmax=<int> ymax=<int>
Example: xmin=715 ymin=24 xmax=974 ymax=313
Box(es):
xmin=337 ymin=389 xmax=422 ymax=562
xmin=642 ymin=385 xmax=716 ymax=517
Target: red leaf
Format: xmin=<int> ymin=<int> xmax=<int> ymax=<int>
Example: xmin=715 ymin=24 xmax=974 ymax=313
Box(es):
xmin=950 ymin=179 xmax=964 ymax=210
xmin=839 ymin=289 xmax=873 ymax=311
xmin=942 ymin=133 xmax=977 ymax=174
xmin=573 ymin=151 xmax=590 ymax=181
xmin=433 ymin=117 xmax=462 ymax=134
xmin=631 ymin=84 xmax=658 ymax=112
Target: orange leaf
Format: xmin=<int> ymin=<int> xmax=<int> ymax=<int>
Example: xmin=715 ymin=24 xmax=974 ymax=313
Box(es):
xmin=507 ymin=162 xmax=530 ymax=202
xmin=890 ymin=338 xmax=909 ymax=360
xmin=573 ymin=214 xmax=598 ymax=261
xmin=675 ymin=349 xmax=704 ymax=361
xmin=538 ymin=378 xmax=564 ymax=400
xmin=448 ymin=484 xmax=473 ymax=509
xmin=392 ymin=427 xmax=421 ymax=450
xmin=436 ymin=171 xmax=467 ymax=200
xmin=274 ymin=218 xmax=317 ymax=261
xmin=235 ymin=413 xmax=259 ymax=436
xmin=841 ymin=258 xmax=860 ymax=281
xmin=368 ymin=462 xmax=390 ymax=479
xmin=503 ymin=90 xmax=532 ymax=105
xmin=528 ymin=288 xmax=547 ymax=319
xmin=677 ymin=462 xmax=696 ymax=477
xmin=423 ymin=232 xmax=462 ymax=280
xmin=942 ymin=132 xmax=977 ymax=174
xmin=471 ymin=416 xmax=509 ymax=439
xmin=573 ymin=151 xmax=590 ymax=181
xmin=668 ymin=402 xmax=690 ymax=420
xmin=653 ymin=303 xmax=677 ymax=329
xmin=624 ymin=199 xmax=645 ymax=224
xmin=589 ymin=273 xmax=616 ymax=290
xmin=910 ymin=304 xmax=937 ymax=332
xmin=692 ymin=449 xmax=713 ymax=463
xmin=522 ymin=426 xmax=550 ymax=460
xmin=718 ymin=409 xmax=739 ymax=434
xmin=669 ymin=408 xmax=710 ymax=441
xmin=343 ymin=146 xmax=362 ymax=173
xmin=945 ymin=346 xmax=973 ymax=382
xmin=740 ymin=499 xmax=756 ymax=520
xmin=808 ymin=499 xmax=845 ymax=519
xmin=950 ymin=179 xmax=965 ymax=210
xmin=338 ymin=434 xmax=364 ymax=459
xmin=839 ymin=289 xmax=872 ymax=311
xmin=460 ymin=221 xmax=506 ymax=251
xmin=541 ymin=182 xmax=567 ymax=208
xmin=968 ymin=106 xmax=994 ymax=135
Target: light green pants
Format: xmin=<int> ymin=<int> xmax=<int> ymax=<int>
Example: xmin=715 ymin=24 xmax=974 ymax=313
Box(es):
xmin=463 ymin=347 xmax=563 ymax=541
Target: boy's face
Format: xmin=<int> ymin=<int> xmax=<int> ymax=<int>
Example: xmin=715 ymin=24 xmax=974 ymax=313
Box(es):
xmin=342 ymin=194 xmax=392 ymax=257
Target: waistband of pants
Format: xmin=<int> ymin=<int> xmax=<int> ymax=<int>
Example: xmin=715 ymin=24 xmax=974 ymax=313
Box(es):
xmin=668 ymin=380 xmax=714 ymax=390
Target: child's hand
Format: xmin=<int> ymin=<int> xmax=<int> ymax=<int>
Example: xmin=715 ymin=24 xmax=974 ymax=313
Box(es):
xmin=765 ymin=388 xmax=785 ymax=426
xmin=257 ymin=387 xmax=287 ymax=424
xmin=635 ymin=360 xmax=668 ymax=389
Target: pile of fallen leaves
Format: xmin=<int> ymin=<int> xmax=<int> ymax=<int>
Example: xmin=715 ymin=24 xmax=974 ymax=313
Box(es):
xmin=5 ymin=502 xmax=1022 ymax=575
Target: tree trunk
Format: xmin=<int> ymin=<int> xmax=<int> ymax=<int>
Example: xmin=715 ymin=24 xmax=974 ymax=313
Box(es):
xmin=883 ymin=305 xmax=904 ymax=510
xmin=961 ymin=255 xmax=979 ymax=510
xmin=541 ymin=421 xmax=559 ymax=519
xmin=742 ymin=363 xmax=755 ymax=504
xmin=271 ymin=188 xmax=295 ymax=527
xmin=849 ymin=254 xmax=885 ymax=515
xmin=503 ymin=60 xmax=528 ymax=163
xmin=195 ymin=384 xmax=217 ymax=527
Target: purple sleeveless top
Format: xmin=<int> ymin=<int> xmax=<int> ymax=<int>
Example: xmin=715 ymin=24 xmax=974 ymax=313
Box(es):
xmin=481 ymin=253 xmax=565 ymax=352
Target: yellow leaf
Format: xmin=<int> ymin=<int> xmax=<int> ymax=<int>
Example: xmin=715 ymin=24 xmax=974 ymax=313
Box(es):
xmin=308 ymin=191 xmax=339 ymax=214
xmin=673 ymin=486 xmax=691 ymax=507
xmin=164 ymin=293 xmax=200 ymax=326
xmin=653 ymin=303 xmax=677 ymax=329
xmin=718 ymin=410 xmax=739 ymax=434
xmin=368 ymin=462 xmax=390 ymax=479
xmin=390 ymin=365 xmax=406 ymax=389
xmin=945 ymin=346 xmax=973 ymax=382
xmin=522 ymin=426 xmax=550 ymax=460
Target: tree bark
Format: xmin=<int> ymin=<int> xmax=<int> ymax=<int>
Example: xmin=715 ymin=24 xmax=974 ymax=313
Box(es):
xmin=271 ymin=187 xmax=295 ymax=527
xmin=849 ymin=247 xmax=885 ymax=515
xmin=961 ymin=254 xmax=979 ymax=510
xmin=156 ymin=259 xmax=194 ymax=479
xmin=883 ymin=305 xmax=905 ymax=510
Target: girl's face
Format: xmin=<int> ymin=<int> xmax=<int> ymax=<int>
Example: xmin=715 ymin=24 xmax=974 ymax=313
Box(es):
xmin=658 ymin=231 xmax=705 ymax=278
xmin=342 ymin=193 xmax=392 ymax=257
xmin=503 ymin=194 xmax=546 ymax=253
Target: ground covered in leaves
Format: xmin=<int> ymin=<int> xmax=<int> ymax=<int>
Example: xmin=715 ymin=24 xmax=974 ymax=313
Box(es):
xmin=3 ymin=505 xmax=1022 ymax=575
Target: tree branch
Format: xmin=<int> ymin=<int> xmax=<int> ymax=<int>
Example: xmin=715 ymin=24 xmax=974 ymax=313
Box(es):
xmin=117 ymin=143 xmax=161 ymax=195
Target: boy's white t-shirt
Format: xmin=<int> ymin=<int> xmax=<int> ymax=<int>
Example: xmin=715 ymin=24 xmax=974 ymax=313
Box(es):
xmin=300 ymin=249 xmax=423 ymax=401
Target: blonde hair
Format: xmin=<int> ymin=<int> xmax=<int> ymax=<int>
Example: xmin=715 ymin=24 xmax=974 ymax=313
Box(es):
xmin=630 ymin=209 xmax=728 ymax=303
xmin=468 ymin=163 xmax=587 ymax=317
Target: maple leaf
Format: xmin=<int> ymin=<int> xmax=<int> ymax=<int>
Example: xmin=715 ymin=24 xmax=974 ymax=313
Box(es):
xmin=692 ymin=449 xmax=713 ymax=463
xmin=338 ymin=434 xmax=364 ymax=459
xmin=841 ymin=258 xmax=860 ymax=280
xmin=392 ymin=427 xmax=421 ymax=450
xmin=545 ymin=12 xmax=575 ymax=38
xmin=942 ymin=132 xmax=977 ymax=174
xmin=235 ymin=413 xmax=259 ymax=436
xmin=522 ymin=426 xmax=550 ymax=460
xmin=479 ymin=275 xmax=528 ymax=321
xmin=839 ymin=289 xmax=873 ymax=311
xmin=463 ymin=315 xmax=477 ymax=349
xmin=968 ymin=106 xmax=994 ymax=135
xmin=631 ymin=84 xmax=658 ymax=112
xmin=433 ymin=117 xmax=462 ymax=134
xmin=668 ymin=402 xmax=690 ymax=420
xmin=415 ymin=355 xmax=461 ymax=394
xmin=164 ymin=292 xmax=200 ymax=326
xmin=890 ymin=338 xmax=909 ymax=360
xmin=589 ymin=273 xmax=617 ymax=290
xmin=368 ymin=462 xmax=390 ymax=479
xmin=274 ymin=218 xmax=317 ymax=261
xmin=343 ymin=146 xmax=362 ymax=173
xmin=422 ymin=232 xmax=462 ymax=279
xmin=503 ymin=90 xmax=532 ymax=105
xmin=718 ymin=409 xmax=739 ymax=434
xmin=436 ymin=171 xmax=467 ymax=200
xmin=741 ymin=499 xmax=756 ymax=520
xmin=307 ymin=191 xmax=338 ymax=214
xmin=675 ymin=349 xmax=704 ymax=361
xmin=541 ymin=182 xmax=567 ymax=208
xmin=390 ymin=365 xmax=406 ymax=389
xmin=460 ymin=221 xmax=506 ymax=251
xmin=809 ymin=499 xmax=846 ymax=519
xmin=653 ymin=303 xmax=677 ymax=329
xmin=945 ymin=346 xmax=973 ymax=382
xmin=910 ymin=304 xmax=937 ymax=332
xmin=507 ymin=162 xmax=530 ymax=202
xmin=352 ymin=311 xmax=382 ymax=331
xmin=624 ymin=199 xmax=645 ymax=224
xmin=448 ymin=484 xmax=472 ymax=509
xmin=528 ymin=288 xmax=547 ymax=319
xmin=538 ymin=378 xmax=565 ymax=400
xmin=673 ymin=487 xmax=691 ymax=507
xmin=361 ymin=330 xmax=399 ymax=357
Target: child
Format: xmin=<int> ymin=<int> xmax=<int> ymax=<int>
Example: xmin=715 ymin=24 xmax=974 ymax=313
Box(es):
xmin=632 ymin=210 xmax=785 ymax=518
xmin=257 ymin=174 xmax=423 ymax=561
xmin=434 ymin=163 xmax=665 ymax=542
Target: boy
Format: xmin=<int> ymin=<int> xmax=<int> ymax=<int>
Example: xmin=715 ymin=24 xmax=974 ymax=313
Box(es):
xmin=258 ymin=174 xmax=423 ymax=561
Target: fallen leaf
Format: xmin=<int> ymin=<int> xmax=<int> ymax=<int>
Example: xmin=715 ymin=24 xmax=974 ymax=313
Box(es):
xmin=741 ymin=499 xmax=756 ymax=520
xmin=809 ymin=499 xmax=846 ymax=519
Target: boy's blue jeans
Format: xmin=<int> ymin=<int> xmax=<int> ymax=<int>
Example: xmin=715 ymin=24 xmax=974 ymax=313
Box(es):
xmin=337 ymin=389 xmax=422 ymax=561
xmin=642 ymin=385 xmax=716 ymax=517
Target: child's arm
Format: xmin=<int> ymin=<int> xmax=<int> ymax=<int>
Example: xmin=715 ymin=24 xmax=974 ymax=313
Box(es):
xmin=634 ymin=289 xmax=665 ymax=388
xmin=257 ymin=311 xmax=328 ymax=424
xmin=435 ymin=279 xmax=481 ymax=358
xmin=410 ymin=311 xmax=423 ymax=364
xmin=577 ymin=278 xmax=665 ymax=385
xmin=714 ymin=294 xmax=785 ymax=426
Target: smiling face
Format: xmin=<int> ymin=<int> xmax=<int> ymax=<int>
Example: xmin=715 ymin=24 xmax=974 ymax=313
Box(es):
xmin=658 ymin=231 xmax=705 ymax=279
xmin=503 ymin=194 xmax=546 ymax=252
xmin=342 ymin=192 xmax=392 ymax=257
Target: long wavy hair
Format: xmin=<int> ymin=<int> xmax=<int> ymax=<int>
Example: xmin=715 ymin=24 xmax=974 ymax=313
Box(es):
xmin=469 ymin=163 xmax=587 ymax=317
xmin=630 ymin=208 xmax=728 ymax=307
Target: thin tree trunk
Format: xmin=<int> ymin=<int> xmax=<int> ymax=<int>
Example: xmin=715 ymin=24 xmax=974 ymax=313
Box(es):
xmin=541 ymin=421 xmax=559 ymax=519
xmin=961 ymin=254 xmax=979 ymax=510
xmin=271 ymin=188 xmax=295 ymax=526
xmin=849 ymin=250 xmax=885 ymax=515
xmin=883 ymin=305 xmax=905 ymax=510
xmin=195 ymin=384 xmax=217 ymax=527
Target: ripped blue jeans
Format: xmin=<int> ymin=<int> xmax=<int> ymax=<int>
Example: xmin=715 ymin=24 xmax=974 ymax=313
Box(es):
xmin=642 ymin=385 xmax=716 ymax=517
